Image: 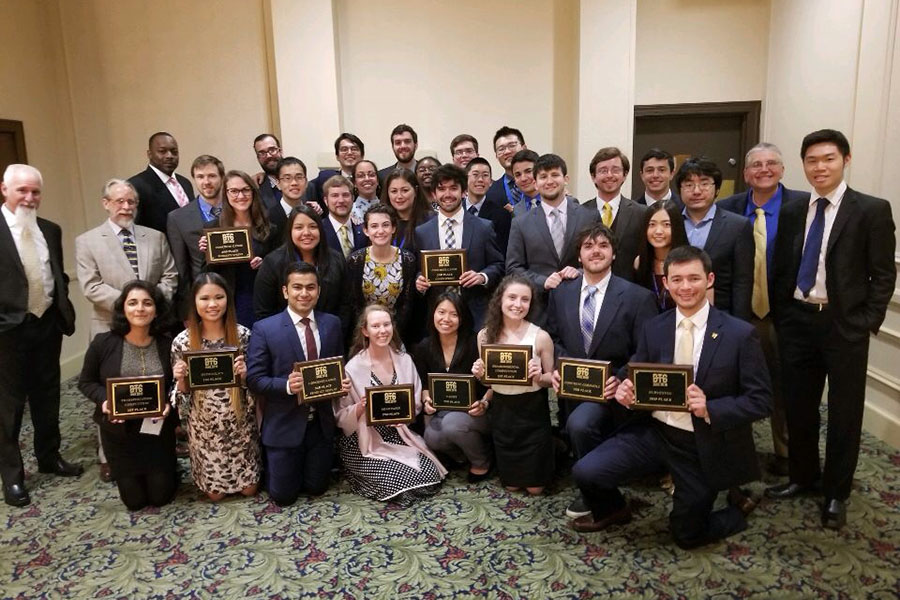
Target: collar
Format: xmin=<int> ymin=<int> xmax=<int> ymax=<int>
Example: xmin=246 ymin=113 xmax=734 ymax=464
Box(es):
xmin=107 ymin=219 xmax=135 ymax=237
xmin=541 ymin=198 xmax=567 ymax=219
xmin=329 ymin=213 xmax=351 ymax=232
xmin=747 ymin=184 xmax=783 ymax=215
xmin=287 ymin=306 xmax=316 ymax=326
xmin=149 ymin=164 xmax=176 ymax=184
xmin=267 ymin=174 xmax=280 ymax=190
xmin=581 ymin=270 xmax=612 ymax=296
xmin=675 ymin=301 xmax=710 ymax=331
xmin=645 ymin=189 xmax=672 ymax=204
xmin=810 ymin=180 xmax=847 ymax=207
xmin=438 ymin=205 xmax=465 ymax=225
xmin=683 ymin=202 xmax=717 ymax=224
xmin=465 ymin=195 xmax=485 ymax=211
xmin=1 ymin=203 xmax=17 ymax=227
xmin=597 ymin=193 xmax=622 ymax=210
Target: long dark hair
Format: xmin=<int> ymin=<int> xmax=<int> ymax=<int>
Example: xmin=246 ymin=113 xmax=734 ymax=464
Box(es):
xmin=634 ymin=200 xmax=689 ymax=290
xmin=282 ymin=204 xmax=332 ymax=271
xmin=221 ymin=170 xmax=271 ymax=242
xmin=425 ymin=291 xmax=474 ymax=356
xmin=349 ymin=304 xmax=404 ymax=357
xmin=482 ymin=274 xmax=537 ymax=344
xmin=381 ymin=168 xmax=432 ymax=227
xmin=110 ymin=280 xmax=171 ymax=336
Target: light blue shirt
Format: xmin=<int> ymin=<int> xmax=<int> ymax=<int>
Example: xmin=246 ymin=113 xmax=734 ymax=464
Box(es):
xmin=683 ymin=203 xmax=717 ymax=249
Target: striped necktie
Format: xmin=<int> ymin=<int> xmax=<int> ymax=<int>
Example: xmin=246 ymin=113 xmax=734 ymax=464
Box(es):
xmin=167 ymin=176 xmax=189 ymax=207
xmin=581 ymin=285 xmax=597 ymax=354
xmin=338 ymin=224 xmax=353 ymax=258
xmin=120 ymin=229 xmax=139 ymax=277
xmin=444 ymin=218 xmax=457 ymax=249
xmin=549 ymin=208 xmax=564 ymax=257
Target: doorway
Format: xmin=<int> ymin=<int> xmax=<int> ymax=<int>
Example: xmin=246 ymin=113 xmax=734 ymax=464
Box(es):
xmin=0 ymin=120 xmax=28 ymax=173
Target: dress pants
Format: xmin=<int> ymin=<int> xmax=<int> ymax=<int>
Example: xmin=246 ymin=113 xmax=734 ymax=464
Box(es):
xmin=567 ymin=401 xmax=616 ymax=459
xmin=752 ymin=314 xmax=788 ymax=458
xmin=0 ymin=309 xmax=63 ymax=485
xmin=778 ymin=302 xmax=869 ymax=500
xmin=264 ymin=413 xmax=333 ymax=504
xmin=572 ymin=421 xmax=747 ymax=549
xmin=424 ymin=411 xmax=492 ymax=469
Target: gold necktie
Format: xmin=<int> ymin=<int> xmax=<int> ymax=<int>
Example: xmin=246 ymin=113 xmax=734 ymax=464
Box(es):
xmin=675 ymin=318 xmax=694 ymax=366
xmin=751 ymin=208 xmax=769 ymax=319
xmin=339 ymin=224 xmax=352 ymax=258
xmin=601 ymin=202 xmax=613 ymax=227
xmin=19 ymin=225 xmax=47 ymax=317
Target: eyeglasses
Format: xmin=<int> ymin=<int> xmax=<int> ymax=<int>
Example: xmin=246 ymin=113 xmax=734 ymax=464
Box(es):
xmin=226 ymin=187 xmax=253 ymax=197
xmin=596 ymin=167 xmax=624 ymax=176
xmin=279 ymin=174 xmax=307 ymax=183
xmin=495 ymin=142 xmax=521 ymax=154
xmin=680 ymin=181 xmax=715 ymax=191
xmin=453 ymin=148 xmax=476 ymax=157
xmin=108 ymin=198 xmax=138 ymax=207
xmin=255 ymin=147 xmax=281 ymax=159
xmin=469 ymin=172 xmax=492 ymax=180
xmin=338 ymin=146 xmax=360 ymax=155
xmin=748 ymin=160 xmax=781 ymax=171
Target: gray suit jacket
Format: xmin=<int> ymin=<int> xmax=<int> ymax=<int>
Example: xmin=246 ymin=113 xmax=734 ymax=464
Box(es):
xmin=166 ymin=200 xmax=210 ymax=317
xmin=76 ymin=222 xmax=178 ymax=338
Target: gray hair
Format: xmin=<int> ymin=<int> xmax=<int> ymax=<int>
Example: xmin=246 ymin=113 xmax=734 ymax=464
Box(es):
xmin=101 ymin=178 xmax=139 ymax=203
xmin=2 ymin=164 xmax=43 ymax=187
xmin=745 ymin=143 xmax=783 ymax=165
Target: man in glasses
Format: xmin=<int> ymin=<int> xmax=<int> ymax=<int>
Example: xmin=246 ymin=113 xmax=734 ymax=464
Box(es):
xmin=253 ymin=133 xmax=285 ymax=211
xmin=305 ymin=133 xmax=366 ymax=212
xmin=485 ymin=126 xmax=527 ymax=211
xmin=130 ymin=132 xmax=194 ymax=233
xmin=450 ymin=134 xmax=479 ymax=168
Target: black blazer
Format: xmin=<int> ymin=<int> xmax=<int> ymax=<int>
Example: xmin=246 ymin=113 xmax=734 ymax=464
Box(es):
xmin=485 ymin=175 xmax=513 ymax=209
xmin=580 ymin=196 xmax=648 ymax=282
xmin=0 ymin=215 xmax=75 ymax=334
xmin=772 ymin=187 xmax=896 ymax=341
xmin=258 ymin=176 xmax=281 ymax=211
xmin=344 ymin=247 xmax=418 ymax=347
xmin=131 ymin=167 xmax=194 ymax=234
xmin=625 ymin=306 xmax=771 ymax=490
xmin=637 ymin=191 xmax=683 ymax=209
xmin=321 ymin=216 xmax=369 ymax=259
xmin=471 ymin=197 xmax=512 ymax=257
xmin=696 ymin=208 xmax=754 ymax=321
xmin=302 ymin=169 xmax=339 ymax=214
xmin=411 ymin=335 xmax=487 ymax=398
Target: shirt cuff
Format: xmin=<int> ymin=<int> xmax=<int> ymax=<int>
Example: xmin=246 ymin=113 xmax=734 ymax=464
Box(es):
xmin=285 ymin=379 xmax=292 ymax=395
xmin=480 ymin=272 xmax=489 ymax=286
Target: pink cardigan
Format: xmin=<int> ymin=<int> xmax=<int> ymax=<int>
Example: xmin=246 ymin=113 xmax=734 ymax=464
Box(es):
xmin=334 ymin=347 xmax=448 ymax=476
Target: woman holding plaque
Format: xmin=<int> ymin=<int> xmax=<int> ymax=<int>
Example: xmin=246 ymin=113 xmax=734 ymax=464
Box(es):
xmin=335 ymin=304 xmax=447 ymax=506
xmin=413 ymin=292 xmax=493 ymax=482
xmin=472 ymin=274 xmax=556 ymax=495
xmin=381 ymin=168 xmax=434 ymax=252
xmin=201 ymin=170 xmax=278 ymax=327
xmin=414 ymin=156 xmax=440 ymax=210
xmin=350 ymin=159 xmax=380 ymax=226
xmin=253 ymin=204 xmax=346 ymax=324
xmin=171 ymin=272 xmax=260 ymax=501
xmin=78 ymin=281 xmax=178 ymax=511
xmin=633 ymin=200 xmax=689 ymax=312
xmin=345 ymin=203 xmax=418 ymax=347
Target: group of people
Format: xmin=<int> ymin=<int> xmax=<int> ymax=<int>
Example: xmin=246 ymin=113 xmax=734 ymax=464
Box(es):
xmin=0 ymin=122 xmax=894 ymax=549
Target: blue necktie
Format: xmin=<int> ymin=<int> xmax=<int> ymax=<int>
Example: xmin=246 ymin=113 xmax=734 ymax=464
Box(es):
xmin=797 ymin=198 xmax=827 ymax=297
xmin=581 ymin=285 xmax=597 ymax=354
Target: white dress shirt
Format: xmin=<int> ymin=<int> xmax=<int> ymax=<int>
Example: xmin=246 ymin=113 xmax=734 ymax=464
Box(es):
xmin=465 ymin=196 xmax=486 ymax=215
xmin=644 ymin=189 xmax=673 ymax=205
xmin=597 ymin=194 xmax=622 ymax=223
xmin=580 ymin=270 xmax=612 ymax=328
xmin=437 ymin=206 xmax=465 ymax=249
xmin=2 ymin=203 xmax=53 ymax=309
xmin=149 ymin=164 xmax=189 ymax=207
xmin=279 ymin=198 xmax=293 ymax=217
xmin=284 ymin=307 xmax=321 ymax=394
xmin=793 ymin=180 xmax=847 ymax=303
xmin=541 ymin=198 xmax=568 ymax=229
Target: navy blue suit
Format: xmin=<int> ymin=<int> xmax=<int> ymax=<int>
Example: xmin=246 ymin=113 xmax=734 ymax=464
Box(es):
xmin=546 ymin=275 xmax=658 ymax=454
xmin=246 ymin=309 xmax=342 ymax=503
xmin=320 ymin=217 xmax=369 ymax=260
xmin=485 ymin=174 xmax=515 ymax=209
xmin=302 ymin=169 xmax=339 ymax=215
xmin=692 ymin=208 xmax=754 ymax=321
xmin=573 ymin=305 xmax=771 ymax=548
xmin=469 ymin=197 xmax=512 ymax=257
xmin=414 ymin=211 xmax=504 ymax=329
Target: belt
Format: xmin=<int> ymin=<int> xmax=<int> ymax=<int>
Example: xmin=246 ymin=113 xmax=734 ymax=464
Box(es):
xmin=793 ymin=299 xmax=829 ymax=312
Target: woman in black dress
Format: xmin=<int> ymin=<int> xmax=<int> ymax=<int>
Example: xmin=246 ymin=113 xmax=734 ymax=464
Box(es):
xmin=78 ymin=280 xmax=178 ymax=510
xmin=633 ymin=199 xmax=689 ymax=312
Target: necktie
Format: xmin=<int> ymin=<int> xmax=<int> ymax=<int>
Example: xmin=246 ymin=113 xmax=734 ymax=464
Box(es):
xmin=19 ymin=225 xmax=46 ymax=317
xmin=509 ymin=177 xmax=522 ymax=205
xmin=300 ymin=317 xmax=318 ymax=360
xmin=581 ymin=285 xmax=598 ymax=354
xmin=601 ymin=202 xmax=613 ymax=227
xmin=167 ymin=176 xmax=189 ymax=207
xmin=468 ymin=205 xmax=478 ymax=216
xmin=444 ymin=218 xmax=457 ymax=249
xmin=120 ymin=229 xmax=140 ymax=277
xmin=338 ymin=224 xmax=353 ymax=258
xmin=675 ymin=318 xmax=694 ymax=366
xmin=210 ymin=204 xmax=222 ymax=220
xmin=751 ymin=207 xmax=769 ymax=318
xmin=549 ymin=208 xmax=565 ymax=257
xmin=797 ymin=198 xmax=827 ymax=297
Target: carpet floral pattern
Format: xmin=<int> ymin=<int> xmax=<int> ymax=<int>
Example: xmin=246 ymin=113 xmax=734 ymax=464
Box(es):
xmin=1 ymin=379 xmax=898 ymax=598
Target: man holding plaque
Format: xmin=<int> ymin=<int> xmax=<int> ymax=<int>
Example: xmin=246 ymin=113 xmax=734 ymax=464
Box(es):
xmin=414 ymin=163 xmax=504 ymax=329
xmin=571 ymin=246 xmax=771 ymax=549
xmin=547 ymin=222 xmax=657 ymax=519
xmin=246 ymin=262 xmax=348 ymax=506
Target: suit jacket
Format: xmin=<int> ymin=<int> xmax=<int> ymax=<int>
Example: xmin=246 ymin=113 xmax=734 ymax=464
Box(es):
xmin=0 ymin=214 xmax=75 ymax=335
xmin=485 ymin=175 xmax=514 ymax=210
xmin=76 ymin=222 xmax=178 ymax=337
xmin=414 ymin=211 xmax=504 ymax=328
xmin=694 ymin=208 xmax=754 ymax=321
xmin=130 ymin=167 xmax=194 ymax=233
xmin=378 ymin=162 xmax=416 ymax=184
xmin=511 ymin=195 xmax=580 ymax=219
xmin=166 ymin=200 xmax=211 ymax=318
xmin=246 ymin=309 xmax=341 ymax=447
xmin=321 ymin=216 xmax=369 ymax=260
xmin=580 ymin=196 xmax=647 ymax=282
xmin=638 ymin=191 xmax=683 ymax=209
xmin=628 ymin=306 xmax=771 ymax=490
xmin=303 ymin=169 xmax=340 ymax=214
xmin=258 ymin=176 xmax=281 ymax=211
xmin=470 ymin=197 xmax=512 ymax=256
xmin=772 ymin=187 xmax=896 ymax=341
xmin=506 ymin=198 xmax=600 ymax=290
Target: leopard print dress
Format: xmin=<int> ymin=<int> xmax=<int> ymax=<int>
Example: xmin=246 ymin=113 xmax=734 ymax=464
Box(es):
xmin=171 ymin=326 xmax=261 ymax=495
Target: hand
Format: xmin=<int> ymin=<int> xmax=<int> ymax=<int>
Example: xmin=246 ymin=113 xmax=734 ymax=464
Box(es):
xmin=340 ymin=377 xmax=352 ymax=397
xmin=527 ymin=357 xmax=542 ymax=384
xmin=468 ymin=399 xmax=488 ymax=417
xmin=307 ymin=202 xmax=323 ymax=216
xmin=458 ymin=270 xmax=485 ymax=288
xmin=471 ymin=359 xmax=485 ymax=380
xmin=544 ymin=271 xmax=563 ymax=290
xmin=559 ymin=266 xmax=580 ymax=280
xmin=615 ymin=378 xmax=635 ymax=408
xmin=198 ymin=235 xmax=208 ymax=253
xmin=356 ymin=399 xmax=366 ymax=419
xmin=603 ymin=376 xmax=620 ymax=400
xmin=550 ymin=369 xmax=561 ymax=394
xmin=152 ymin=402 xmax=171 ymax=424
xmin=423 ymin=399 xmax=436 ymax=415
xmin=253 ymin=171 xmax=265 ymax=185
xmin=288 ymin=370 xmax=303 ymax=395
xmin=173 ymin=359 xmax=188 ymax=382
xmin=101 ymin=400 xmax=125 ymax=424
xmin=233 ymin=355 xmax=247 ymax=379
xmin=415 ymin=275 xmax=431 ymax=293
xmin=250 ymin=256 xmax=263 ymax=270
xmin=686 ymin=384 xmax=708 ymax=419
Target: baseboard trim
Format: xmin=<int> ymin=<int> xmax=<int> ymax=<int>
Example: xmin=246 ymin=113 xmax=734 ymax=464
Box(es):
xmin=864 ymin=398 xmax=900 ymax=449
xmin=61 ymin=351 xmax=85 ymax=382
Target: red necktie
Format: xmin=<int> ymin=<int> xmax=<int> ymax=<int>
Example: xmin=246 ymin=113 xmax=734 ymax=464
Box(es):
xmin=300 ymin=317 xmax=318 ymax=360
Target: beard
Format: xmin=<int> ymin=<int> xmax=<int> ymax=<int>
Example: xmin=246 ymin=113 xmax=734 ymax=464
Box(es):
xmin=14 ymin=205 xmax=38 ymax=229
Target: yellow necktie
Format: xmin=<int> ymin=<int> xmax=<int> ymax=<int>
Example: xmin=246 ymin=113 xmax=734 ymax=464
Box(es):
xmin=601 ymin=202 xmax=613 ymax=227
xmin=339 ymin=224 xmax=352 ymax=258
xmin=752 ymin=208 xmax=769 ymax=319
xmin=20 ymin=225 xmax=47 ymax=317
xmin=675 ymin=318 xmax=694 ymax=366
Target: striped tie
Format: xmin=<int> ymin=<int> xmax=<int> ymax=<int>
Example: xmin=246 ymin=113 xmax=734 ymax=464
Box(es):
xmin=509 ymin=177 xmax=522 ymax=205
xmin=120 ymin=229 xmax=139 ymax=277
xmin=581 ymin=285 xmax=597 ymax=354
xmin=444 ymin=218 xmax=456 ymax=249
xmin=167 ymin=176 xmax=190 ymax=207
xmin=338 ymin=224 xmax=353 ymax=258
xmin=549 ymin=208 xmax=565 ymax=257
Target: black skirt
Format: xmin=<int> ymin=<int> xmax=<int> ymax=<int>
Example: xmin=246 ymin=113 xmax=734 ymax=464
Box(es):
xmin=99 ymin=413 xmax=178 ymax=480
xmin=489 ymin=389 xmax=554 ymax=487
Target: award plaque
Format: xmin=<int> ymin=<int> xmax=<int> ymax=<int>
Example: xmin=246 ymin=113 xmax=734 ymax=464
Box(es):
xmin=184 ymin=349 xmax=238 ymax=390
xmin=366 ymin=384 xmax=415 ymax=426
xmin=106 ymin=375 xmax=166 ymax=420
xmin=294 ymin=356 xmax=346 ymax=404
xmin=420 ymin=249 xmax=468 ymax=285
xmin=481 ymin=344 xmax=533 ymax=386
xmin=428 ymin=374 xmax=476 ymax=411
xmin=558 ymin=358 xmax=610 ymax=402
xmin=627 ymin=363 xmax=694 ymax=412
xmin=204 ymin=226 xmax=253 ymax=264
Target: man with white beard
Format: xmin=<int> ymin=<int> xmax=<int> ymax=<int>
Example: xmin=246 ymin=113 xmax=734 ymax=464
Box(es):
xmin=0 ymin=164 xmax=80 ymax=507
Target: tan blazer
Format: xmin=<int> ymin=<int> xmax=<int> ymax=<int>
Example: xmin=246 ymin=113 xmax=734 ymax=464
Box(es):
xmin=75 ymin=222 xmax=178 ymax=338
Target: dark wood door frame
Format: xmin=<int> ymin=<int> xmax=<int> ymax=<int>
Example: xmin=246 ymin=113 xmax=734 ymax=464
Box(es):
xmin=0 ymin=119 xmax=28 ymax=165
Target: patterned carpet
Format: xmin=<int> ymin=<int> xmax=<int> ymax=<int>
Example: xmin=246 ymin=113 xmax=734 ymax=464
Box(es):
xmin=1 ymin=379 xmax=899 ymax=599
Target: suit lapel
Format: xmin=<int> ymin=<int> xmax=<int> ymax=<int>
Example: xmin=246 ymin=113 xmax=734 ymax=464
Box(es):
xmin=826 ymin=188 xmax=855 ymax=255
xmin=280 ymin=310 xmax=306 ymax=362
xmin=695 ymin=308 xmax=723 ymax=385
xmin=135 ymin=227 xmax=151 ymax=279
xmin=101 ymin=226 xmax=134 ymax=276
xmin=531 ymin=205 xmax=558 ymax=261
xmin=703 ymin=210 xmax=725 ymax=252
xmin=461 ymin=212 xmax=474 ymax=249
xmin=588 ymin=277 xmax=623 ymax=356
xmin=0 ymin=215 xmax=25 ymax=277
xmin=659 ymin=311 xmax=677 ymax=364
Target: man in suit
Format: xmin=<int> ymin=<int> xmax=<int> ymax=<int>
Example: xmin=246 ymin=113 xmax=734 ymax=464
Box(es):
xmin=510 ymin=149 xmax=543 ymax=215
xmin=377 ymin=124 xmax=418 ymax=182
xmin=166 ymin=154 xmax=224 ymax=320
xmin=0 ymin=164 xmax=81 ymax=507
xmin=638 ymin=148 xmax=681 ymax=207
xmin=506 ymin=154 xmax=599 ymax=310
xmin=246 ymin=261 xmax=350 ymax=506
xmin=571 ymin=246 xmax=771 ymax=548
xmin=268 ymin=156 xmax=310 ymax=243
xmin=130 ymin=132 xmax=194 ymax=233
xmin=765 ymin=129 xmax=896 ymax=530
xmin=464 ymin=158 xmax=511 ymax=256
xmin=718 ymin=143 xmax=808 ymax=477
xmin=415 ymin=164 xmax=504 ymax=329
xmin=304 ymin=133 xmax=365 ymax=211
xmin=253 ymin=133 xmax=286 ymax=211
xmin=485 ymin=126 xmax=526 ymax=210
xmin=580 ymin=147 xmax=647 ymax=282
xmin=677 ymin=157 xmax=754 ymax=321
xmin=320 ymin=175 xmax=368 ymax=260
xmin=546 ymin=222 xmax=658 ymax=518
xmin=450 ymin=134 xmax=479 ymax=168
